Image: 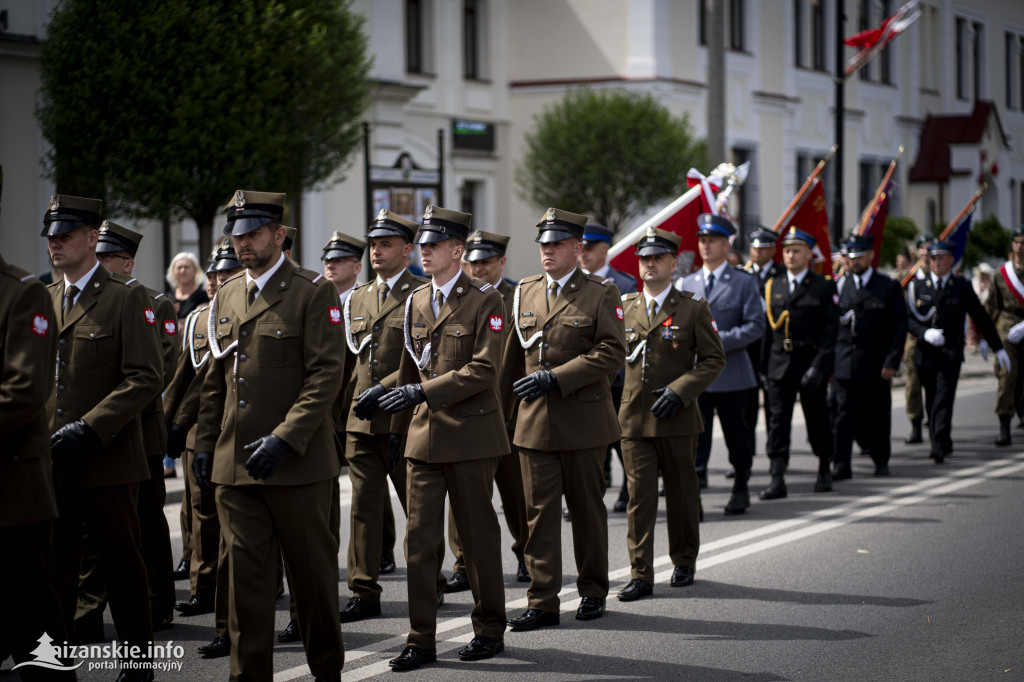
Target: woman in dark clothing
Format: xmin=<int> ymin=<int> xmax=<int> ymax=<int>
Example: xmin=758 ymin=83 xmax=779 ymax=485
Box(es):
xmin=166 ymin=251 xmax=209 ymax=318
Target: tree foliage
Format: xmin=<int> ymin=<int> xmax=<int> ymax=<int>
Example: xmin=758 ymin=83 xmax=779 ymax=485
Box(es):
xmin=880 ymin=215 xmax=918 ymax=266
xmin=964 ymin=214 xmax=1009 ymax=268
xmin=38 ymin=0 xmax=372 ymax=256
xmin=515 ymin=88 xmax=707 ymax=233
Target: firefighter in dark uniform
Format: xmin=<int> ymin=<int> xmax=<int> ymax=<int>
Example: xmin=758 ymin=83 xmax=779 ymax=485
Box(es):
xmin=744 ymin=227 xmax=786 ymax=438
xmin=760 ymin=227 xmax=839 ymax=499
xmin=832 ymin=235 xmax=908 ymax=478
xmin=985 ymin=225 xmax=1024 ymax=446
xmin=906 ymin=240 xmax=1008 ymax=462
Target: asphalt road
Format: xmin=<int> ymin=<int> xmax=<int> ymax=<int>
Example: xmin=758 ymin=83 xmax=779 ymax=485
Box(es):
xmin=4 ymin=354 xmax=1022 ymax=681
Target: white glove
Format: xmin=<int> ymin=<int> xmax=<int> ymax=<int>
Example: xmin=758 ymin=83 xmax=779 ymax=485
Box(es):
xmin=996 ymin=349 xmax=1011 ymax=372
xmin=923 ymin=328 xmax=945 ymax=347
xmin=979 ymin=340 xmax=989 ymax=361
xmin=1008 ymin=321 xmax=1024 ymax=345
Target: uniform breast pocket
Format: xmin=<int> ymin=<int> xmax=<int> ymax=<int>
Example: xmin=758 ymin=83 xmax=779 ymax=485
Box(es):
xmin=258 ymin=322 xmax=301 ymax=367
xmin=73 ymin=324 xmax=115 ymax=368
xmin=385 ymin=317 xmax=405 ymax=344
xmin=444 ymin=324 xmax=474 ymax=361
xmin=560 ymin=315 xmax=594 ymax=350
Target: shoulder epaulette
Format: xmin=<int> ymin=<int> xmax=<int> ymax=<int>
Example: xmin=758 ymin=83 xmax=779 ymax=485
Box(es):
xmin=683 ymin=290 xmax=702 ymax=302
xmin=2 ymin=263 xmax=36 ymax=284
xmin=292 ymin=267 xmax=323 ymax=284
xmin=107 ymin=272 xmax=135 ymax=286
xmin=353 ymin=280 xmax=374 ymax=290
xmin=584 ymin=273 xmax=612 ymax=285
xmin=622 ymin=292 xmax=641 ymax=302
xmin=412 ymin=282 xmax=431 ymax=294
xmin=521 ymin=274 xmax=544 ymax=284
xmin=471 ymin=279 xmax=493 ymax=292
xmin=153 ymin=291 xmax=165 ymax=300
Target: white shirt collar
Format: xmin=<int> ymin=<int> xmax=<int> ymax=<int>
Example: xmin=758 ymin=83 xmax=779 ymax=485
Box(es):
xmin=789 ymin=267 xmax=809 ymax=288
xmin=932 ymin=272 xmax=948 ymax=288
xmin=64 ymin=259 xmax=102 ymax=305
xmin=702 ymin=260 xmax=729 ymax=282
xmin=376 ymin=268 xmax=406 ymax=293
xmin=338 ymin=285 xmax=356 ymax=304
xmin=245 ymin=253 xmax=286 ymax=295
xmin=431 ymin=270 xmax=462 ymax=314
xmin=643 ymin=285 xmax=672 ymax=315
xmin=545 ymin=267 xmax=577 ymax=292
xmin=857 ymin=266 xmax=874 ymax=287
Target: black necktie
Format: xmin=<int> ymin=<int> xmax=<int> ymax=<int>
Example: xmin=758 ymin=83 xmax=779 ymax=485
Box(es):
xmin=706 ymin=273 xmax=715 ymax=298
xmin=63 ymin=285 xmax=79 ymax=325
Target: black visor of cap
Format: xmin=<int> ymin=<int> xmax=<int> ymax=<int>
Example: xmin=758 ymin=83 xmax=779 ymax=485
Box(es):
xmin=96 ymin=235 xmax=137 ymax=257
xmin=224 ymin=215 xmax=277 ymax=236
xmin=535 ymin=228 xmax=579 ymax=244
xmin=41 ymin=220 xmax=91 ymax=237
xmin=367 ymin=224 xmax=413 ymax=242
xmin=321 ymin=245 xmax=362 ymax=261
xmin=635 ymin=243 xmax=675 ymax=257
xmin=214 ymin=256 xmax=243 ymax=272
xmin=464 ymin=245 xmax=504 ymax=262
xmin=415 ymin=226 xmax=456 ymax=245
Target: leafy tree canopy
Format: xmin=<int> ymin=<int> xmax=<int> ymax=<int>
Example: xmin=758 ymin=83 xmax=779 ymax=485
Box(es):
xmin=515 ymin=87 xmax=707 ymax=233
xmin=38 ymin=0 xmax=372 ymax=255
xmin=964 ymin=214 xmax=1009 ymax=268
xmin=880 ymin=215 xmax=917 ymax=267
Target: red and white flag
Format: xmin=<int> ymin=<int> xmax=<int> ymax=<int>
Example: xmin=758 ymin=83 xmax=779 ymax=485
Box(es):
xmin=844 ymin=0 xmax=921 ymax=76
xmin=775 ymin=178 xmax=833 ymax=278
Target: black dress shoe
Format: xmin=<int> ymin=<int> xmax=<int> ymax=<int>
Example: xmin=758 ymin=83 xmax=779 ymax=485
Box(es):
xmin=339 ymin=597 xmax=381 ymax=623
xmin=723 ymin=491 xmax=750 ymax=515
xmin=697 ymin=470 xmax=708 ymax=489
xmin=72 ymin=616 xmax=104 ymax=644
xmin=507 ymin=608 xmax=559 ymax=631
xmin=670 ymin=565 xmax=695 ymax=587
xmin=516 ymin=560 xmax=530 ymax=583
xmin=813 ymin=471 xmax=833 ymax=492
xmin=314 ymin=675 xmax=340 ymax=682
xmin=172 ymin=558 xmax=191 ymax=581
xmin=175 ymin=595 xmax=214 ymax=616
xmin=445 ymin=571 xmax=470 ymax=593
xmin=278 ymin=619 xmax=301 ymax=643
xmin=198 ymin=635 xmax=230 ymax=658
xmin=458 ymin=635 xmax=504 ymax=661
xmin=380 ymin=550 xmax=396 ymax=575
xmin=616 ymin=579 xmax=653 ymax=602
xmin=874 ymin=465 xmax=890 ymax=476
xmin=724 ymin=468 xmax=736 ymax=479
xmin=759 ymin=479 xmax=787 ymax=500
xmin=116 ymin=668 xmax=154 ymax=682
xmin=612 ymin=498 xmax=627 ymax=513
xmin=389 ymin=646 xmax=436 ymax=671
xmin=931 ymin=450 xmax=945 ymax=464
xmin=562 ymin=506 xmax=571 ymax=520
xmin=575 ymin=596 xmax=605 ymax=620
xmin=832 ymin=465 xmax=853 ymax=481
xmin=152 ymin=610 xmax=174 ymax=631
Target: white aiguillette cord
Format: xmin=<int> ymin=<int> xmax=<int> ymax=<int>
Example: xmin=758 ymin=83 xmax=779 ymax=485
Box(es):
xmin=206 ymin=292 xmax=239 ymax=382
xmin=906 ymin=280 xmax=936 ymax=324
xmin=343 ymin=290 xmax=372 ymax=357
xmin=402 ymin=292 xmax=432 ymax=370
xmin=185 ymin=306 xmax=210 ymax=370
xmin=513 ymin=281 xmax=546 ymax=363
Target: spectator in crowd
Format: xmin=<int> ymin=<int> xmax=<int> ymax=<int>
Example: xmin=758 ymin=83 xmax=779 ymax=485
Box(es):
xmin=166 ymin=251 xmax=209 ymax=319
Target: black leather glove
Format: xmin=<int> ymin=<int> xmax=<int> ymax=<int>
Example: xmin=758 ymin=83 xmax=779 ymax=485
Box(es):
xmin=379 ymin=384 xmax=426 ymax=413
xmin=387 ymin=434 xmax=405 ymax=474
xmin=193 ymin=451 xmax=213 ymax=492
xmin=512 ymin=370 xmax=559 ymax=402
xmin=800 ymin=366 xmax=824 ymax=390
xmin=650 ymin=387 xmax=683 ymax=419
xmin=166 ymin=423 xmax=187 ymax=460
xmin=757 ymin=373 xmax=768 ymax=391
xmin=353 ymin=384 xmax=388 ymax=420
xmin=51 ymin=420 xmax=103 ymax=460
xmin=243 ymin=434 xmax=294 ymax=481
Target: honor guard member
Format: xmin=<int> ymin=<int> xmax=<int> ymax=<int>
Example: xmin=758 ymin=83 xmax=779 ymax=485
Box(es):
xmin=903 ymin=233 xmax=935 ymax=443
xmin=322 ymin=230 xmax=365 ymax=304
xmin=0 ymin=248 xmax=66 ymax=672
xmin=446 ymin=230 xmax=530 ymax=592
xmin=677 ymin=215 xmax=764 ymax=513
xmin=193 ymin=190 xmax=345 ymax=681
xmin=617 ymin=228 xmax=724 ymax=601
xmin=343 ymin=209 xmax=441 ymax=623
xmin=579 ymin=222 xmax=637 ymax=511
xmin=906 ymin=240 xmax=1008 ymax=462
xmin=381 ymin=207 xmax=509 ymax=670
xmin=743 ymin=228 xmax=785 ymax=438
xmin=985 ymin=225 xmax=1024 ymax=446
xmin=74 ymin=221 xmax=179 ymax=637
xmin=760 ymin=227 xmax=839 ymax=499
xmin=43 ymin=195 xmax=164 ymax=674
xmin=832 ymin=235 xmax=908 ymax=478
xmin=502 ymin=208 xmax=627 ymax=630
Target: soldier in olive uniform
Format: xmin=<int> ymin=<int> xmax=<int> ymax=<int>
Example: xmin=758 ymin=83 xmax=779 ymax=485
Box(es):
xmin=194 ymin=190 xmax=345 ymax=681
xmin=445 ymin=229 xmax=530 ymax=593
xmin=0 ymin=249 xmax=66 ymax=673
xmin=985 ymin=225 xmax=1024 ymax=446
xmin=75 ymin=221 xmax=180 ymax=636
xmin=342 ymin=210 xmax=446 ymax=623
xmin=616 ymin=228 xmax=725 ymax=601
xmin=43 ymin=195 xmax=164 ymax=674
xmin=760 ymin=227 xmax=839 ymax=499
xmin=382 ymin=207 xmax=508 ymax=670
xmin=903 ymin=233 xmax=934 ymax=444
xmin=502 ymin=208 xmax=627 ymax=630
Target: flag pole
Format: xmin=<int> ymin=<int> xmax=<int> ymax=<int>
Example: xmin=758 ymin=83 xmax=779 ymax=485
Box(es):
xmin=900 ymin=182 xmax=987 ymax=288
xmin=606 ymin=185 xmax=703 ymax=261
xmin=856 ymin=145 xmax=903 ymax=236
xmin=772 ymin=143 xmax=838 ymax=234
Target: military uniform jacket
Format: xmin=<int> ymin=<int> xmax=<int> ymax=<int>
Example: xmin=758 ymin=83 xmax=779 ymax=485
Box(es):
xmin=985 ymin=262 xmax=1024 ymax=340
xmin=0 ymin=257 xmax=59 ymax=526
xmin=140 ymin=290 xmax=179 ymax=459
xmin=763 ymin=271 xmax=839 ymax=381
xmin=344 ymin=269 xmax=428 ymax=436
xmin=746 ymin=260 xmax=786 ymax=297
xmin=500 ymin=268 xmax=627 ymax=451
xmin=48 ymin=266 xmax=164 ymax=489
xmin=677 ymin=267 xmax=764 ymax=392
xmin=618 ymin=289 xmax=725 ymax=438
xmin=834 ymin=272 xmax=907 ymax=379
xmin=907 ymin=275 xmax=1002 ymax=367
xmin=604 ymin=267 xmax=638 ymax=296
xmin=163 ymin=304 xmax=211 ymax=450
xmin=390 ymin=272 xmax=510 ymax=463
xmin=195 ymin=263 xmax=345 ymax=486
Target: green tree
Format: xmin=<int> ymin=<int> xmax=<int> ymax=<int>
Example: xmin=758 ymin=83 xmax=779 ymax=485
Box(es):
xmin=964 ymin=214 xmax=1009 ymax=268
xmin=38 ymin=0 xmax=372 ymax=257
xmin=880 ymin=215 xmax=918 ymax=267
xmin=515 ymin=88 xmax=707 ymax=233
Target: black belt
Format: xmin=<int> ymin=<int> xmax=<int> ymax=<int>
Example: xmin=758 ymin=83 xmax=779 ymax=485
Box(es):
xmin=774 ymin=339 xmax=815 ymax=351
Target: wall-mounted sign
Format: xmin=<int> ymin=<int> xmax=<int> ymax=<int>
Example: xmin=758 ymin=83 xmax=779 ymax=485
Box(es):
xmin=452 ymin=119 xmax=495 ymax=151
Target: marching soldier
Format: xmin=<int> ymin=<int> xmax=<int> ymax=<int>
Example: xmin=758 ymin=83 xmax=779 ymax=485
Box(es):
xmin=75 ymin=221 xmax=179 ymax=637
xmin=906 ymin=240 xmax=1008 ymax=462
xmin=193 ymin=190 xmax=345 ymax=681
xmin=343 ymin=210 xmax=443 ymax=623
xmin=321 ymin=230 xmax=365 ymax=305
xmin=616 ymin=227 xmax=724 ymax=601
xmin=381 ymin=207 xmax=508 ymax=670
xmin=903 ymin=233 xmax=934 ymax=444
xmin=985 ymin=225 xmax=1024 ymax=447
xmin=43 ymin=195 xmax=163 ymax=677
xmin=760 ymin=227 xmax=838 ymax=499
xmin=677 ymin=215 xmax=765 ymax=514
xmin=743 ymin=227 xmax=785 ymax=443
xmin=832 ymin=235 xmax=908 ymax=478
xmin=502 ymin=208 xmax=627 ymax=630
xmin=446 ymin=230 xmax=530 ymax=592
